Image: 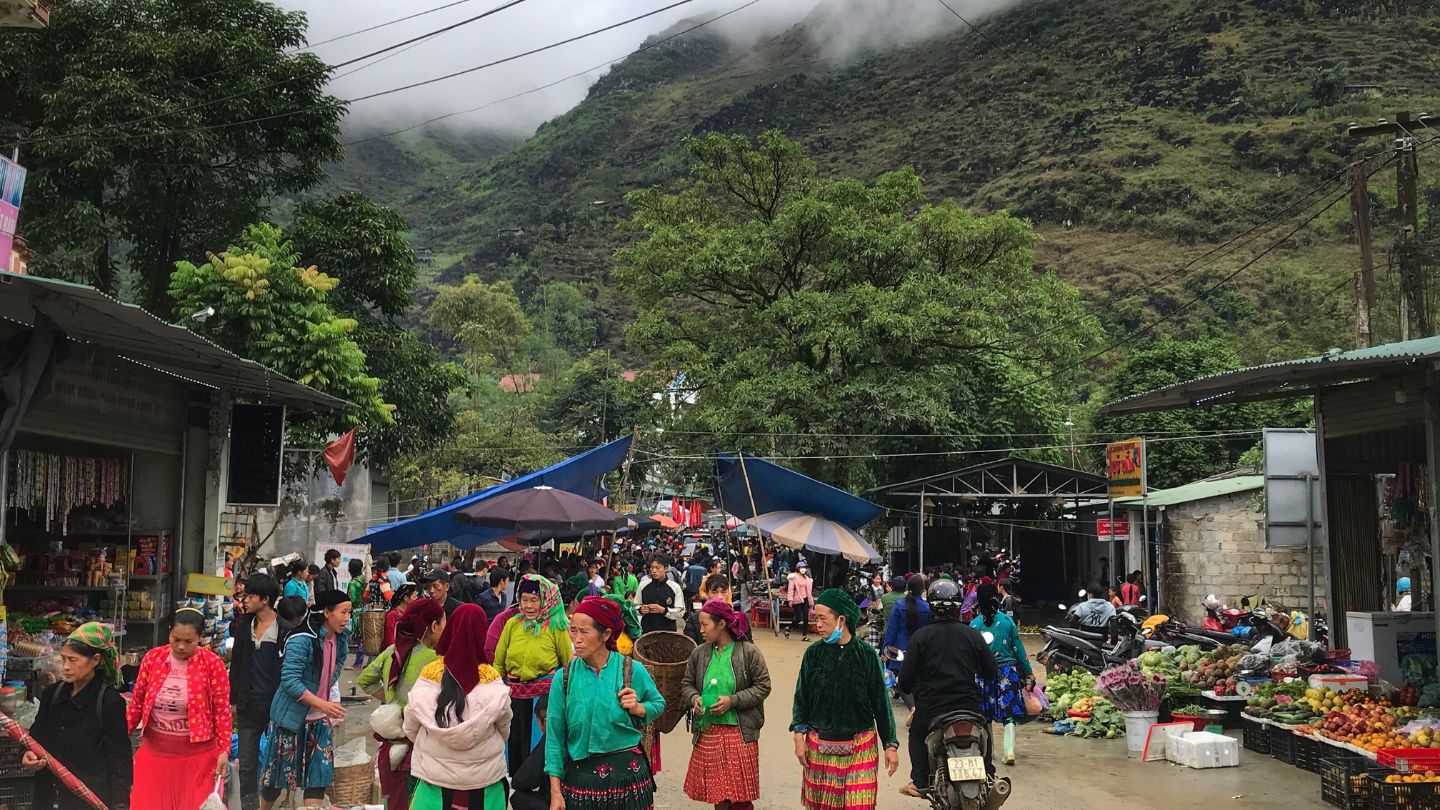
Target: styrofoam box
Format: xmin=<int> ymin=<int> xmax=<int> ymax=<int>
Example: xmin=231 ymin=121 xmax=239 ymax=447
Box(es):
xmin=1308 ymin=674 xmax=1368 ymax=691
xmin=1170 ymin=731 xmax=1240 ymax=769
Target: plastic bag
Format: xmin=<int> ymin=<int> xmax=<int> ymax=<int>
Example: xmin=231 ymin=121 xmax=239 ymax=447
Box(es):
xmin=198 ymin=779 xmax=225 ymax=810
xmin=1023 ymin=685 xmax=1048 ymax=716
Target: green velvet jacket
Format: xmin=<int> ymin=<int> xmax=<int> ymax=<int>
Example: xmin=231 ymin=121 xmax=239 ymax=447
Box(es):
xmin=790 ymin=636 xmax=899 ymax=749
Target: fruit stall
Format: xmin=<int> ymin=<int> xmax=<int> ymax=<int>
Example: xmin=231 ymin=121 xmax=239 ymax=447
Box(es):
xmin=1042 ymin=641 xmax=1440 ymax=807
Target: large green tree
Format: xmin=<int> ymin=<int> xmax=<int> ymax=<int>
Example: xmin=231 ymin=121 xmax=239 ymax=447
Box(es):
xmin=615 ymin=131 xmax=1102 ymax=490
xmin=290 ymin=193 xmax=466 ymax=467
xmin=0 ymin=0 xmax=343 ymax=306
xmin=169 ymin=223 xmax=391 ymax=427
xmin=1098 ymin=338 xmax=1309 ymax=488
xmin=540 ymin=350 xmax=651 ymax=447
xmin=428 ymin=276 xmax=532 ymax=377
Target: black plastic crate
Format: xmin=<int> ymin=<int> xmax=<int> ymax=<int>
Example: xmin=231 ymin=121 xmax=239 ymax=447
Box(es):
xmin=1271 ymin=725 xmax=1300 ymax=766
xmin=1368 ymin=773 xmax=1440 ymax=810
xmin=1320 ymin=754 xmax=1390 ymax=809
xmin=0 ymin=738 xmax=24 ymax=781
xmin=1242 ymin=716 xmax=1271 ymax=754
xmin=0 ymin=776 xmax=34 ymax=810
xmin=1298 ymin=734 xmax=1327 ymax=774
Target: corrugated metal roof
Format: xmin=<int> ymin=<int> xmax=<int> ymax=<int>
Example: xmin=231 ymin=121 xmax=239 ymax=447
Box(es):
xmin=0 ymin=273 xmax=350 ymax=411
xmin=1099 ymin=336 xmax=1440 ymax=417
xmin=1115 ymin=475 xmax=1263 ymax=508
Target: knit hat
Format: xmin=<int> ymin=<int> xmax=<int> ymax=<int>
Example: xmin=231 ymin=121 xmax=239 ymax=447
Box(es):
xmin=816 ymin=588 xmax=861 ymax=632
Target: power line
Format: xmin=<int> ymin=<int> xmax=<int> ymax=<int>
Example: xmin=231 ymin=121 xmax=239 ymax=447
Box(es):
xmin=302 ymin=0 xmax=489 ymax=52
xmin=343 ymin=0 xmax=764 ymax=146
xmin=346 ymin=0 xmax=704 ymax=103
xmin=931 ymin=0 xmax=1029 ymax=75
xmin=5 ymin=0 xmax=536 ymax=149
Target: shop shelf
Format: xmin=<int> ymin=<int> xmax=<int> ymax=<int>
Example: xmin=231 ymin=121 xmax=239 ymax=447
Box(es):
xmin=1242 ymin=716 xmax=1270 ymax=754
xmin=1320 ymin=753 xmax=1390 ymax=810
xmin=1368 ymin=774 xmax=1440 ymax=810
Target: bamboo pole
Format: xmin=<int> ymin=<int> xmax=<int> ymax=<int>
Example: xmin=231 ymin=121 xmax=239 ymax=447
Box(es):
xmin=737 ymin=451 xmax=780 ymax=635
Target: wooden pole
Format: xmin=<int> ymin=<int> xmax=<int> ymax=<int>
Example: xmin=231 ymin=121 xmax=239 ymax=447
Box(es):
xmin=603 ymin=428 xmax=641 ymax=591
xmin=1397 ymin=142 xmax=1427 ymax=338
xmin=737 ymin=451 xmax=778 ymax=633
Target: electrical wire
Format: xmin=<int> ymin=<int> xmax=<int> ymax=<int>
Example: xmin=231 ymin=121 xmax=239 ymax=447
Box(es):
xmin=342 ymin=0 xmax=765 ymax=146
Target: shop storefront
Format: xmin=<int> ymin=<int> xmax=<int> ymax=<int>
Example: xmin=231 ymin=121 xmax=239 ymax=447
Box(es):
xmin=0 ymin=275 xmax=346 ymax=688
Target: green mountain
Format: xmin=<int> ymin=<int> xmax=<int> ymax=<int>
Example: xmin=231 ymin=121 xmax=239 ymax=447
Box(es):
xmin=336 ymin=0 xmax=1440 ymax=371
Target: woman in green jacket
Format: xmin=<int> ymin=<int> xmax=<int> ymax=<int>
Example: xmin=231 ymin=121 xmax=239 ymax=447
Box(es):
xmin=681 ymin=598 xmax=772 ymax=810
xmin=358 ymin=597 xmax=446 ymax=809
xmin=970 ymin=582 xmax=1032 ymax=765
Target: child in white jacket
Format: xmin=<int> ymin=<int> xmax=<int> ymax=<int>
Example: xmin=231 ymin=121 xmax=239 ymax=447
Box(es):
xmin=403 ymin=604 xmax=513 ymax=809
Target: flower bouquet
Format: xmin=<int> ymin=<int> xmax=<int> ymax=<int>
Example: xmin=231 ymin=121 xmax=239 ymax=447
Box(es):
xmin=1097 ymin=660 xmax=1166 ymax=713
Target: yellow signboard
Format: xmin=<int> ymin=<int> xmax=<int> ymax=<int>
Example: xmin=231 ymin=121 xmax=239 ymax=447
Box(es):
xmin=1106 ymin=437 xmax=1146 ymax=499
xmin=185 ymin=573 xmax=235 ymax=596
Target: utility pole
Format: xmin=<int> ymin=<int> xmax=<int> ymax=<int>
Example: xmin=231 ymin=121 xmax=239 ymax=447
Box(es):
xmin=1351 ymin=159 xmax=1376 ymax=347
xmin=1346 ymin=112 xmax=1438 ymax=341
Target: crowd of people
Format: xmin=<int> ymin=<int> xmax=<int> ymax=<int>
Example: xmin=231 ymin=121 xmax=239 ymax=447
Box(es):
xmin=22 ymin=538 xmax=1028 ymax=810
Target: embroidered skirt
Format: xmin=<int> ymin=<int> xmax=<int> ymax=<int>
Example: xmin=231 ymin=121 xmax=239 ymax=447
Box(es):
xmin=560 ymin=746 xmax=655 ymax=810
xmin=130 ymin=730 xmax=219 ymax=810
xmin=978 ymin=660 xmax=1028 ymax=723
xmin=261 ymin=717 xmax=335 ymax=791
xmin=800 ymin=730 xmax=879 ymax=810
xmin=683 ymin=724 xmax=759 ymax=804
xmin=408 ymin=778 xmax=507 ymax=810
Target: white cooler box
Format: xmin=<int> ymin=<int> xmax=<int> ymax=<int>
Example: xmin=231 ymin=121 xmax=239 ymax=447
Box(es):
xmin=1170 ymin=731 xmax=1240 ymax=769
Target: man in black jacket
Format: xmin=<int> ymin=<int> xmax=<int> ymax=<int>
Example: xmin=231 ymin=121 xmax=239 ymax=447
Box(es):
xmin=229 ymin=573 xmax=294 ymax=810
xmin=314 ymin=548 xmax=343 ymax=596
xmin=897 ymin=578 xmax=997 ymax=798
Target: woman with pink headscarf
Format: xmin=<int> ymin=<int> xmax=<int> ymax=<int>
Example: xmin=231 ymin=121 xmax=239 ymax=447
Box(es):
xmin=681 ymin=599 xmax=773 ymax=810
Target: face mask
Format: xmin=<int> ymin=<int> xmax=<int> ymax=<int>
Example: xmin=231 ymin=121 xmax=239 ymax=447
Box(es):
xmin=822 ymin=626 xmax=843 ymax=644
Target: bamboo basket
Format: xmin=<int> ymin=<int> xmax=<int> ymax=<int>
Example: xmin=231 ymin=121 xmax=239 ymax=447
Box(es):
xmin=632 ymin=631 xmax=696 ymax=734
xmin=361 ymin=607 xmax=386 ymax=657
xmin=330 ymin=759 xmax=374 ymax=807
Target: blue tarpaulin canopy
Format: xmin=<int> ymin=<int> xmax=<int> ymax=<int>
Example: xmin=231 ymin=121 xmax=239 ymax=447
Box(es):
xmin=712 ymin=453 xmax=882 ymax=530
xmin=365 ymin=436 xmax=632 ymax=553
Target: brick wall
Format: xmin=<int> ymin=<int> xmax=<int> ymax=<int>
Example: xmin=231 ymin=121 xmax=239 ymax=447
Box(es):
xmin=1160 ymin=490 xmax=1328 ymax=624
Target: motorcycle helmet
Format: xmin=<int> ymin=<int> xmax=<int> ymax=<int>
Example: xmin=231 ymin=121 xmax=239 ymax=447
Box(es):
xmin=1398 ymin=577 xmax=1412 ymax=594
xmin=927 ymin=578 xmax=963 ymax=618
xmin=1203 ymin=594 xmax=1223 ymax=611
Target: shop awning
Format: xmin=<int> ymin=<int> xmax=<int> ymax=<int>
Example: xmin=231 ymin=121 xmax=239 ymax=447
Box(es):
xmin=712 ymin=453 xmax=882 ymax=529
xmin=1098 ymin=337 xmax=1440 ymax=417
xmin=364 ymin=435 xmax=633 ymax=552
xmin=0 ymin=273 xmax=350 ymax=411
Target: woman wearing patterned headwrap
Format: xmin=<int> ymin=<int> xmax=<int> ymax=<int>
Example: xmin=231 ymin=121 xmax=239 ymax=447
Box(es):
xmin=404 ymin=604 xmax=512 ymax=810
xmin=493 ymin=573 xmax=573 ymax=775
xmin=681 ymin=599 xmax=772 ymax=810
xmin=792 ymin=589 xmax=899 ymax=810
xmin=26 ymin=622 xmax=132 ymax=810
xmin=546 ymin=597 xmax=665 ymax=810
xmin=127 ymin=609 xmax=233 ymax=810
xmin=357 ymin=596 xmax=446 ymax=809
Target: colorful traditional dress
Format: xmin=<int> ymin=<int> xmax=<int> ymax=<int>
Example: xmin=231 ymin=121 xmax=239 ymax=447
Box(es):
xmin=545 ymin=652 xmax=665 ymax=810
xmin=682 ymin=642 xmax=761 ymax=806
xmin=127 ymin=645 xmax=232 ymax=810
xmin=791 ymin=638 xmax=898 ymax=810
xmin=494 ymin=575 xmax=572 ymax=774
xmin=970 ymin=611 xmax=1032 ymax=722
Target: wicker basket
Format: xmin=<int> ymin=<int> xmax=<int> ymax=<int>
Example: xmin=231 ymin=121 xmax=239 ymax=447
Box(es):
xmin=330 ymin=759 xmax=374 ymax=808
xmin=632 ymin=631 xmax=696 ymax=734
xmin=361 ymin=607 xmax=387 ymax=657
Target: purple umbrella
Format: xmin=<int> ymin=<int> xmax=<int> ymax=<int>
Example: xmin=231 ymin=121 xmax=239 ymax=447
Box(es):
xmin=455 ymin=485 xmax=626 ymax=532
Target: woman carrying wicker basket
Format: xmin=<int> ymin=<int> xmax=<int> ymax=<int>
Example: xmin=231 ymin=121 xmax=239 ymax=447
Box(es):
xmin=357 ymin=596 xmax=445 ymax=809
xmin=494 ymin=574 xmax=573 ymax=775
xmin=681 ymin=598 xmax=772 ymax=810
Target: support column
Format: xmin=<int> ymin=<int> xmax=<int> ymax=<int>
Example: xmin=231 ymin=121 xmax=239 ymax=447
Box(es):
xmin=201 ymin=391 xmax=232 ymax=577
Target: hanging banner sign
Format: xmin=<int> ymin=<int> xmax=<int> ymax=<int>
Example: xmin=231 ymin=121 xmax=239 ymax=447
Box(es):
xmin=0 ymin=155 xmax=25 ymax=273
xmin=1106 ymin=437 xmax=1146 ymax=498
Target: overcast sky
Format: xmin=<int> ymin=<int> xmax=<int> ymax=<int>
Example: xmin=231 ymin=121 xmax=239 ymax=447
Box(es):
xmin=272 ymin=0 xmax=1020 ymax=136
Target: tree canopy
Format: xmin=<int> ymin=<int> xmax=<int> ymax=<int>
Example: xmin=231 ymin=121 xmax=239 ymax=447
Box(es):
xmin=1 ymin=0 xmax=343 ymax=307
xmin=427 ymin=276 xmax=532 ymax=376
xmin=615 ymin=131 xmax=1102 ymax=490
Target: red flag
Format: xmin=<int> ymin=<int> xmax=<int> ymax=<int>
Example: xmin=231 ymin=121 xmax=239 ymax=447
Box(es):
xmin=690 ymin=501 xmax=703 ymax=527
xmin=671 ymin=498 xmax=684 ymax=525
xmin=324 ymin=428 xmax=357 ymax=486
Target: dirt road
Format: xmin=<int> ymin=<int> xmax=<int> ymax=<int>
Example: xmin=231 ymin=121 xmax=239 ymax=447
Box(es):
xmin=650 ymin=632 xmax=1328 ymax=810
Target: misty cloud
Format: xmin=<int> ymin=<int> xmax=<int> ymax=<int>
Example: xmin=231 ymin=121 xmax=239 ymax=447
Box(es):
xmin=274 ymin=0 xmax=1023 ymax=136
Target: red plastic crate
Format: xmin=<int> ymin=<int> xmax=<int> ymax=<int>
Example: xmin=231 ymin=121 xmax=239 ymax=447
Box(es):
xmin=1377 ymin=749 xmax=1440 ymax=773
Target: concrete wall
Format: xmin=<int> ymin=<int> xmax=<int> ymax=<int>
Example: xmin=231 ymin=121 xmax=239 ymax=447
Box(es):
xmin=255 ymin=461 xmax=373 ymax=564
xmin=1160 ymin=490 xmax=1329 ymax=624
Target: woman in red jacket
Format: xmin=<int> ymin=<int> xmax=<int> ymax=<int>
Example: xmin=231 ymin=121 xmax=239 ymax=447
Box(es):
xmin=127 ymin=609 xmax=232 ymax=810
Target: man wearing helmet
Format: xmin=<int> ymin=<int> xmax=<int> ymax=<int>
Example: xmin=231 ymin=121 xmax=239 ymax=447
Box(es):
xmin=895 ymin=578 xmax=998 ymax=798
xmin=1395 ymin=578 xmax=1413 ymax=612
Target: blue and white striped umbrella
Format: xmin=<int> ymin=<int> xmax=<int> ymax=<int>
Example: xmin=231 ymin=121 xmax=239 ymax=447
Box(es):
xmin=746 ymin=510 xmax=881 ymax=563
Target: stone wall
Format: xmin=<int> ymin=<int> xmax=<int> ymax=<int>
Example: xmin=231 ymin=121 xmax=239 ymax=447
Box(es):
xmin=1160 ymin=490 xmax=1328 ymax=624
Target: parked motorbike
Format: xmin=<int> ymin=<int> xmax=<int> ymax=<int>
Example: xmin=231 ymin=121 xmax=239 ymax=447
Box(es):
xmin=922 ymin=709 xmax=1011 ymax=810
xmin=1037 ymin=603 xmax=1148 ymax=675
xmin=1141 ymin=615 xmax=1224 ymax=651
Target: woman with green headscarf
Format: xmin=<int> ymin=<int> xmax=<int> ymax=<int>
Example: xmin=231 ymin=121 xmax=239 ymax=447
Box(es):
xmin=493 ymin=574 xmax=572 ymax=775
xmin=25 ymin=622 xmax=132 ymax=810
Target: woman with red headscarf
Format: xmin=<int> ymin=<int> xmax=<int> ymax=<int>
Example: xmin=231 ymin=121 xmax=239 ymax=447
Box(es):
xmin=358 ymin=596 xmax=446 ymax=809
xmin=681 ymin=598 xmax=772 ymax=810
xmin=546 ymin=597 xmax=665 ymax=810
xmin=404 ymin=603 xmax=512 ymax=810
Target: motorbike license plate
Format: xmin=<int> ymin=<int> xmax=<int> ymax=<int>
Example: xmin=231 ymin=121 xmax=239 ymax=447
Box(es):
xmin=946 ymin=755 xmax=986 ymax=782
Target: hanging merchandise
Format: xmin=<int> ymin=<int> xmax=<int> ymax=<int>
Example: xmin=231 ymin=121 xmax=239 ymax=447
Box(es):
xmin=5 ymin=451 xmax=129 ymax=534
